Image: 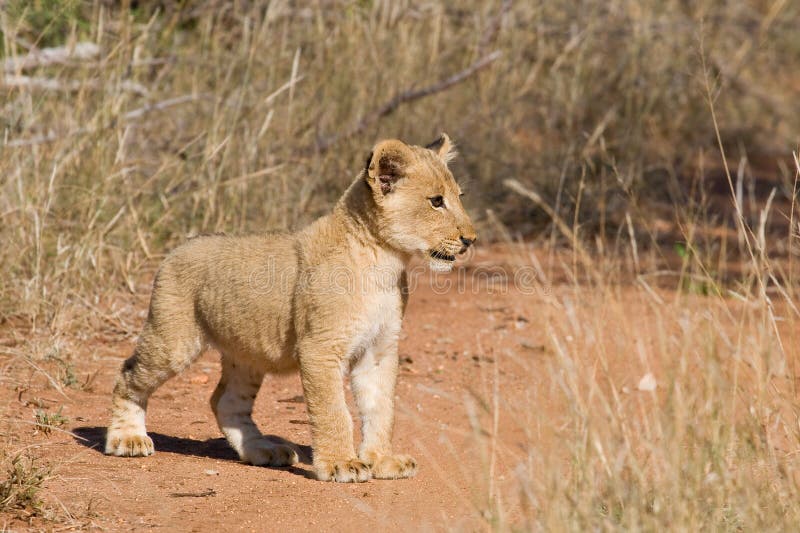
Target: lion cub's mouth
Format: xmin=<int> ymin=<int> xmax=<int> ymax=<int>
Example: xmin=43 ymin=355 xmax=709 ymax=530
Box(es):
xmin=428 ymin=250 xmax=456 ymax=272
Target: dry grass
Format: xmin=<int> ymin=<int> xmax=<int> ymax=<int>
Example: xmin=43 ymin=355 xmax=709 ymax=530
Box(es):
xmin=33 ymin=406 xmax=68 ymax=436
xmin=0 ymin=453 xmax=51 ymax=520
xmin=2 ymin=0 xmax=798 ymax=326
xmin=466 ymin=152 xmax=800 ymax=529
xmin=489 ymin=280 xmax=800 ymax=530
xmin=1 ymin=0 xmax=799 ymax=530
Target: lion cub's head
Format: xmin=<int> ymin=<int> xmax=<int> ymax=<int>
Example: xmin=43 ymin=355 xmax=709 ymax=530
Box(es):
xmin=364 ymin=134 xmax=477 ymax=272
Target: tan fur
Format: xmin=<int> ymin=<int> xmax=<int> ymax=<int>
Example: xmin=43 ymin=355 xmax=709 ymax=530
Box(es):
xmin=105 ymin=134 xmax=476 ymax=482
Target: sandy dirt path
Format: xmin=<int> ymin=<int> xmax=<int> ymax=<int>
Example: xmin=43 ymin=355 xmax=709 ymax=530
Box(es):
xmin=2 ymin=247 xmax=559 ymax=531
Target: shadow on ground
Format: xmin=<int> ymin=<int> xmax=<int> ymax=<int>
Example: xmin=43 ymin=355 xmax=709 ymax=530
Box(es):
xmin=72 ymin=426 xmax=315 ymax=478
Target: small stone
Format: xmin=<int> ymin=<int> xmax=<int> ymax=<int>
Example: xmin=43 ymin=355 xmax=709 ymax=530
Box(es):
xmin=637 ymin=373 xmax=657 ymax=392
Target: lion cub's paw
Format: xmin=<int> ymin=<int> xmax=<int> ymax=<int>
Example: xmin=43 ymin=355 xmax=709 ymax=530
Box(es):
xmin=315 ymin=459 xmax=372 ymax=483
xmin=105 ymin=430 xmax=154 ymax=457
xmin=245 ymin=443 xmax=299 ymax=467
xmin=363 ymin=453 xmax=418 ymax=480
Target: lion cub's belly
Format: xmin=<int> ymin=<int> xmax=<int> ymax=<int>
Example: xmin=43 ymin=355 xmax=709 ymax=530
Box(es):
xmin=197 ymin=289 xmax=298 ymax=373
xmin=199 ymin=266 xmax=402 ymax=372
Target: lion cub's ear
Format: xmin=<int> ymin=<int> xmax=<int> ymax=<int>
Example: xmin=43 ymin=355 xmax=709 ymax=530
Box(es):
xmin=425 ymin=133 xmax=457 ymax=164
xmin=365 ymin=139 xmax=413 ymax=195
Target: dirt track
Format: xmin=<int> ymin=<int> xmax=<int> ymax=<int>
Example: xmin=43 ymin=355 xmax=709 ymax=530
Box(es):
xmin=2 ymin=246 xmax=557 ymax=531
xmin=7 ymin=242 xmax=794 ymax=531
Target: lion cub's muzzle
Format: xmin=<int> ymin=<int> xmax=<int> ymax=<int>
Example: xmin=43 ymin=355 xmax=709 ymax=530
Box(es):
xmin=458 ymin=236 xmax=474 ymax=254
xmin=428 ymin=238 xmax=467 ymax=272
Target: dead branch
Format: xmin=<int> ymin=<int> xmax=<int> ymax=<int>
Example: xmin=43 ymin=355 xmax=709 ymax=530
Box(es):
xmin=2 ymin=75 xmax=148 ymax=96
xmin=315 ymin=50 xmax=502 ymax=152
xmin=4 ymin=94 xmax=208 ymax=148
xmin=3 ymin=42 xmax=100 ymax=72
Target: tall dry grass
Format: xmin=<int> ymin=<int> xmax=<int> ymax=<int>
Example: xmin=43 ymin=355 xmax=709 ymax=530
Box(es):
xmin=1 ymin=1 xmax=799 ymax=529
xmin=462 ymin=156 xmax=800 ymax=529
xmin=498 ymin=278 xmax=800 ymax=530
xmin=1 ymin=0 xmax=798 ymax=327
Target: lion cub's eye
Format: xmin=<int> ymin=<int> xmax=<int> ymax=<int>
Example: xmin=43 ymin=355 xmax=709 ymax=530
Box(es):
xmin=429 ymin=195 xmax=445 ymax=208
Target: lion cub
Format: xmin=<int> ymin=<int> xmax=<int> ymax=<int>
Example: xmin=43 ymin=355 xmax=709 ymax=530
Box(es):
xmin=105 ymin=134 xmax=476 ymax=482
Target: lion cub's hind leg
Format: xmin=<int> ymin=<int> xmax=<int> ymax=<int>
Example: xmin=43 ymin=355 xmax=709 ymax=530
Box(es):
xmin=106 ymin=321 xmax=203 ymax=457
xmin=211 ymin=357 xmax=299 ymax=467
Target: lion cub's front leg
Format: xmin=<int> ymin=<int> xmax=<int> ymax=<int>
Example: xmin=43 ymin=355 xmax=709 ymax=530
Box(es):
xmin=351 ymin=339 xmax=417 ymax=480
xmin=299 ymin=347 xmax=371 ymax=483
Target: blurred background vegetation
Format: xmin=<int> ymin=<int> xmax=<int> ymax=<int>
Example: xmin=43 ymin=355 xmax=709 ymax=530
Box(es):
xmin=2 ymin=4 xmax=800 ymax=529
xmin=1 ymin=0 xmax=799 ymax=322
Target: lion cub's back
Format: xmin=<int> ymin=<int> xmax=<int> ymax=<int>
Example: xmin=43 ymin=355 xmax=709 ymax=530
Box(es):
xmin=154 ymin=233 xmax=299 ymax=361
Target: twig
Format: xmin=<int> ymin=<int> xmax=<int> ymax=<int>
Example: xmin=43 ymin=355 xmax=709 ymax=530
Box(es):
xmin=122 ymin=93 xmax=209 ymax=120
xmin=503 ymin=178 xmax=593 ymax=268
xmin=2 ymin=75 xmax=73 ymax=91
xmin=3 ymin=130 xmax=86 ymax=149
xmin=315 ymin=50 xmax=502 ymax=152
xmin=170 ymin=489 xmax=216 ymax=498
xmin=264 ymin=74 xmax=306 ymax=106
xmin=10 ymin=354 xmax=70 ymax=399
xmin=3 ymin=42 xmax=100 ymax=72
xmin=5 ymin=418 xmax=88 ymax=441
xmin=478 ymin=0 xmax=512 ymax=55
xmin=709 ymin=55 xmax=785 ymax=124
xmin=4 ymin=94 xmax=208 ymax=148
xmin=2 ymin=75 xmax=148 ymax=96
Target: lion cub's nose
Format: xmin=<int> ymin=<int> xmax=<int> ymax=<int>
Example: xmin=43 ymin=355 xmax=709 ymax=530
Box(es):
xmin=460 ymin=236 xmax=475 ymax=248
